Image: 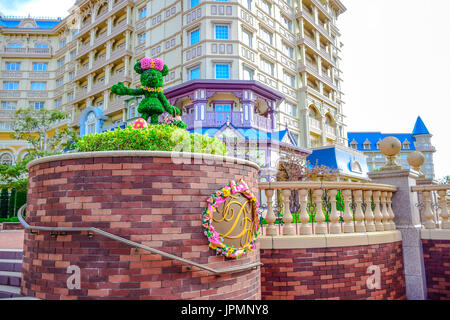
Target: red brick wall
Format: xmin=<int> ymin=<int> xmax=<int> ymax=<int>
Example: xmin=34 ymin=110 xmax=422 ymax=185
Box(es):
xmin=261 ymin=242 xmax=406 ymax=300
xmin=422 ymin=239 xmax=450 ymax=300
xmin=22 ymin=154 xmax=261 ymax=300
xmin=0 ymin=223 xmax=24 ymax=231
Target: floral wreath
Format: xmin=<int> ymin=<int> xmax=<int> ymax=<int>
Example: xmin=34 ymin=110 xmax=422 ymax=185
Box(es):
xmin=203 ymin=180 xmax=260 ymax=259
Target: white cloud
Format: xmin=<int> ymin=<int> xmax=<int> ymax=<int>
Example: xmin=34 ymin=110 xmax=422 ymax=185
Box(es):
xmin=0 ymin=0 xmax=73 ymax=18
xmin=340 ymin=0 xmax=450 ymax=179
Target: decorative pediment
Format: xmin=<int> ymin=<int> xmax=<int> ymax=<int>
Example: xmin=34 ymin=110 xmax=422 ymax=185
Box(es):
xmin=18 ymin=19 xmax=38 ymax=29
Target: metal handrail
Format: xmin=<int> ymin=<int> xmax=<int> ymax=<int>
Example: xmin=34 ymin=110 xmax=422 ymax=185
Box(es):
xmin=17 ymin=205 xmax=262 ymax=275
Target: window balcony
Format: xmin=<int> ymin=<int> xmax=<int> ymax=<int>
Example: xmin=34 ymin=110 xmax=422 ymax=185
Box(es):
xmin=0 ymin=47 xmax=52 ymax=58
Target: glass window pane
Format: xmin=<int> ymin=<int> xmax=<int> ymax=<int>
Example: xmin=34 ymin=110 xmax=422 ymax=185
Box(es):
xmin=215 ymin=64 xmax=230 ymax=79
xmin=190 ymin=29 xmax=200 ymax=45
xmin=215 ymin=25 xmax=229 ymax=40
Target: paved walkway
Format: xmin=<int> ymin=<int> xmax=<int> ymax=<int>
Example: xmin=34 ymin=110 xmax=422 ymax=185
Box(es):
xmin=0 ymin=231 xmax=24 ymax=250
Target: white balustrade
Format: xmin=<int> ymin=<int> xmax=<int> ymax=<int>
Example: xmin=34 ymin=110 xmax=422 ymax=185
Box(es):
xmin=412 ymin=185 xmax=450 ymax=230
xmin=260 ymin=181 xmax=398 ymax=236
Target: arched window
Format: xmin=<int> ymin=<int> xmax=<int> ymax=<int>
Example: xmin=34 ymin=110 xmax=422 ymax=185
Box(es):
xmin=0 ymin=153 xmax=13 ymax=165
xmin=85 ymin=112 xmax=97 ymax=135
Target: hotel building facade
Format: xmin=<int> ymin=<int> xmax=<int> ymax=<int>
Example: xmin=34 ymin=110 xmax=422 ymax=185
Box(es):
xmin=0 ymin=0 xmax=347 ymax=170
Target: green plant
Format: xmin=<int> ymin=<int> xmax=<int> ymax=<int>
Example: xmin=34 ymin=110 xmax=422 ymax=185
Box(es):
xmin=0 ymin=216 xmax=19 ymax=223
xmin=111 ymin=58 xmax=185 ymax=128
xmin=12 ymin=108 xmax=78 ymax=158
xmin=0 ymin=188 xmax=9 ymax=219
xmin=8 ymin=188 xmax=16 ymax=218
xmin=75 ymin=124 xmax=226 ymax=156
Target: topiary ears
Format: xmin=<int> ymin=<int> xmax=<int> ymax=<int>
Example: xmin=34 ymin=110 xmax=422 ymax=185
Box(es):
xmin=134 ymin=62 xmax=144 ymax=74
xmin=162 ymin=65 xmax=169 ymax=77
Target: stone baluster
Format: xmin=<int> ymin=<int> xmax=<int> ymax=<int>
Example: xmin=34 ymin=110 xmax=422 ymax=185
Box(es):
xmin=264 ymin=189 xmax=276 ymax=236
xmin=329 ymin=189 xmax=341 ymax=234
xmin=422 ymin=191 xmax=436 ymax=229
xmin=282 ymin=190 xmax=295 ymax=236
xmin=354 ymin=190 xmax=366 ymax=233
xmin=380 ymin=192 xmax=390 ymax=230
xmin=342 ymin=190 xmax=354 ymax=233
xmin=438 ymin=190 xmax=450 ymax=229
xmin=364 ymin=190 xmax=376 ymax=232
xmin=299 ymin=189 xmax=312 ymax=235
xmin=386 ymin=192 xmax=396 ymax=230
xmin=373 ymin=191 xmax=384 ymax=231
xmin=314 ymin=189 xmax=327 ymax=234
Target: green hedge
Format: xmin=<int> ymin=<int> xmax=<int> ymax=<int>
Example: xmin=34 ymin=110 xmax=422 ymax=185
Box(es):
xmin=0 ymin=217 xmax=19 ymax=223
xmin=76 ymin=124 xmax=226 ymax=156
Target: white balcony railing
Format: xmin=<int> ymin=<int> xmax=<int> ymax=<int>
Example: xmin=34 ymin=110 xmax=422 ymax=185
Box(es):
xmin=260 ymin=181 xmax=398 ymax=236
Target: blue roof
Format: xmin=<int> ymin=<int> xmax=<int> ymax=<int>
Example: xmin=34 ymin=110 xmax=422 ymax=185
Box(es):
xmin=307 ymin=147 xmax=370 ymax=180
xmin=0 ymin=18 xmax=61 ymax=29
xmin=412 ymin=116 xmax=430 ymax=135
xmin=35 ymin=20 xmax=61 ymax=29
xmin=189 ymin=126 xmax=297 ymax=145
xmin=347 ymin=132 xmax=416 ymax=152
xmin=0 ymin=20 xmax=21 ymax=28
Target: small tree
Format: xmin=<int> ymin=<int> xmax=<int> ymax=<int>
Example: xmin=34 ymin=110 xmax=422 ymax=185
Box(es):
xmin=12 ymin=108 xmax=78 ymax=159
xmin=0 ymin=188 xmax=9 ymax=219
xmin=8 ymin=188 xmax=16 ymax=218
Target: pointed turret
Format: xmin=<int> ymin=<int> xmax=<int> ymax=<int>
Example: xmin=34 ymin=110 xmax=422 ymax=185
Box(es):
xmin=412 ymin=116 xmax=430 ymax=136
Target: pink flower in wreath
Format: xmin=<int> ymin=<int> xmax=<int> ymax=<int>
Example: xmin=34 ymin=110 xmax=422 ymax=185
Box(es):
xmin=141 ymin=57 xmax=164 ymax=71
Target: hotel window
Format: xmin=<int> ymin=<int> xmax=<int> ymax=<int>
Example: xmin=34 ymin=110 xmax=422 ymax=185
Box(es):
xmin=363 ymin=142 xmax=371 ymax=150
xmin=85 ymin=112 xmax=97 ymax=135
xmin=191 ymin=0 xmax=200 ymax=8
xmin=282 ymin=15 xmax=292 ymax=32
xmin=31 ymin=82 xmax=46 ymax=91
xmin=59 ymin=38 xmax=66 ymax=49
xmin=284 ymin=71 xmax=295 ymax=87
xmin=3 ymin=82 xmax=18 ymax=90
xmin=350 ymin=141 xmax=357 ymax=149
xmin=70 ymin=50 xmax=77 ymax=60
xmin=139 ymin=7 xmax=147 ymax=19
xmin=55 ymin=99 xmax=62 ymax=108
xmin=286 ymin=102 xmax=297 ymax=117
xmin=190 ymin=67 xmax=200 ymax=80
xmin=242 ymin=29 xmax=252 ymax=48
xmin=35 ymin=43 xmax=49 ymax=49
xmin=247 ymin=0 xmax=252 ymax=10
xmin=6 ymin=62 xmax=20 ymax=71
xmin=33 ymin=63 xmax=48 ymax=71
xmin=31 ymin=102 xmax=45 ymax=110
xmin=243 ymin=67 xmax=254 ymax=80
xmin=56 ymin=78 xmax=63 ymax=87
xmin=260 ymin=28 xmax=273 ymax=45
xmin=260 ymin=0 xmax=272 ymax=15
xmin=0 ymin=153 xmax=13 ymax=165
xmin=8 ymin=43 xmax=22 ymax=48
xmin=403 ymin=142 xmax=410 ymax=150
xmin=282 ymin=42 xmax=294 ymax=59
xmin=261 ymin=58 xmax=274 ymax=76
xmin=1 ymin=101 xmax=17 ymax=110
xmin=138 ymin=33 xmax=146 ymax=44
xmin=67 ymin=92 xmax=74 ymax=102
xmin=215 ymin=25 xmax=229 ymax=40
xmin=190 ymin=29 xmax=200 ymax=46
xmin=69 ymin=71 xmax=75 ymax=81
xmin=215 ymin=64 xmax=230 ymax=79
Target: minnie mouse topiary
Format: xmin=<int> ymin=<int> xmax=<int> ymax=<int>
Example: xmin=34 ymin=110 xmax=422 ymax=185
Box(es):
xmin=111 ymin=58 xmax=186 ymax=129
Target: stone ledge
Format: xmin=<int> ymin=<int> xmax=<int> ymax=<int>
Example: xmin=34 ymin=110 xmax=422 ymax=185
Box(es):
xmin=421 ymin=229 xmax=450 ymax=240
xmin=26 ymin=151 xmax=260 ymax=171
xmin=260 ymin=231 xmax=402 ymax=249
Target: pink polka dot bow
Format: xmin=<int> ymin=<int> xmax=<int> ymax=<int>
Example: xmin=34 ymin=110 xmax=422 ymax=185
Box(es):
xmin=141 ymin=58 xmax=164 ymax=71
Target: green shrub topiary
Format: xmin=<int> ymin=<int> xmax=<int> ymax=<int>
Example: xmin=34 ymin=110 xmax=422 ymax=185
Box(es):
xmin=75 ymin=124 xmax=226 ymax=156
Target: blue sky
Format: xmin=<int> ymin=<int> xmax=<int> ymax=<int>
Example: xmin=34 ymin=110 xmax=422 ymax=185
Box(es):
xmin=0 ymin=0 xmax=448 ymax=178
xmin=0 ymin=0 xmax=72 ymax=17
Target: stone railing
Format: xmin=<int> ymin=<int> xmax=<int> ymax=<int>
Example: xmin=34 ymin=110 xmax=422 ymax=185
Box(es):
xmin=259 ymin=181 xmax=398 ymax=236
xmin=412 ymin=184 xmax=449 ymax=229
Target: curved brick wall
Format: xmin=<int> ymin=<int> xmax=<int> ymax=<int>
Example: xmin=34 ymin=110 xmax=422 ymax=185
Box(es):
xmin=22 ymin=152 xmax=261 ymax=300
xmin=261 ymin=241 xmax=406 ymax=300
xmin=422 ymin=239 xmax=450 ymax=300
